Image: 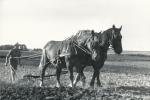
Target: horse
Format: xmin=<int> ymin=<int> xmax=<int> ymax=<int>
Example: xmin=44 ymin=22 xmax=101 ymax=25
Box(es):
xmin=38 ymin=29 xmax=102 ymax=87
xmin=39 ymin=24 xmax=122 ymax=88
xmin=73 ymin=25 xmax=123 ymax=87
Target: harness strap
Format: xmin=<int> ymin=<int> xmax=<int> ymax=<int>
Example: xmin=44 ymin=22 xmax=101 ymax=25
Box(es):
xmin=72 ymin=41 xmax=92 ymax=55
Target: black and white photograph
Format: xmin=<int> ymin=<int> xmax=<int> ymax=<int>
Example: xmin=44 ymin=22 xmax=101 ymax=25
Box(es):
xmin=0 ymin=0 xmax=150 ymax=99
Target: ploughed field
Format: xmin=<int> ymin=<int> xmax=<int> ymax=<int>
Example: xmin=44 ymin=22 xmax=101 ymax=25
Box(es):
xmin=0 ymin=51 xmax=150 ymax=100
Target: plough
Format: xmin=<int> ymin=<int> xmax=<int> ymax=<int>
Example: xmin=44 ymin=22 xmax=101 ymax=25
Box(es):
xmin=12 ymin=53 xmax=68 ymax=79
xmin=23 ymin=70 xmax=68 ymax=79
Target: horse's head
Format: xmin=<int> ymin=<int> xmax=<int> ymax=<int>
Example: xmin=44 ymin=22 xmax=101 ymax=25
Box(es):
xmin=86 ymin=31 xmax=101 ymax=61
xmin=110 ymin=25 xmax=123 ymax=54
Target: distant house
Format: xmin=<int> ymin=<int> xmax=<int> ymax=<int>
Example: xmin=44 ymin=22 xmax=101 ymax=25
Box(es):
xmin=18 ymin=44 xmax=28 ymax=51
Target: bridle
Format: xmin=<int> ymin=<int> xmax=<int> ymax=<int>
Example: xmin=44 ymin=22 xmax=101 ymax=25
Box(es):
xmin=107 ymin=29 xmax=116 ymax=50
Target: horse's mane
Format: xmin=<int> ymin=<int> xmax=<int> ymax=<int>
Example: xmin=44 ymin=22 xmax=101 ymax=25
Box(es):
xmin=75 ymin=30 xmax=93 ymax=38
xmin=64 ymin=30 xmax=92 ymax=40
xmin=102 ymin=28 xmax=112 ymax=36
xmin=62 ymin=30 xmax=94 ymax=46
xmin=74 ymin=30 xmax=94 ymax=45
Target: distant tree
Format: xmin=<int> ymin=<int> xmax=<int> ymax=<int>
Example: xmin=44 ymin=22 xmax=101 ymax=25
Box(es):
xmin=0 ymin=45 xmax=14 ymax=50
xmin=0 ymin=43 xmax=28 ymax=51
xmin=33 ymin=48 xmax=42 ymax=52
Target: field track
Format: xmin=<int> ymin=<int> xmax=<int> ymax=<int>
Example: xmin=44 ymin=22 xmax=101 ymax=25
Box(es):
xmin=0 ymin=51 xmax=150 ymax=100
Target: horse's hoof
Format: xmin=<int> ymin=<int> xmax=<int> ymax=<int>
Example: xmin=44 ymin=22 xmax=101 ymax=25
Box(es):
xmin=68 ymin=83 xmax=74 ymax=88
xmin=89 ymin=85 xmax=94 ymax=89
xmin=39 ymin=82 xmax=43 ymax=87
xmin=97 ymin=84 xmax=102 ymax=87
xmin=97 ymin=81 xmax=102 ymax=87
xmin=82 ymin=81 xmax=86 ymax=88
xmin=56 ymin=83 xmax=61 ymax=88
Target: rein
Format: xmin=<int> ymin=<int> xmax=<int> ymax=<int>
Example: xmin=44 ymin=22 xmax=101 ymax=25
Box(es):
xmin=108 ymin=29 xmax=115 ymax=50
xmin=11 ymin=54 xmax=41 ymax=59
xmin=72 ymin=41 xmax=92 ymax=55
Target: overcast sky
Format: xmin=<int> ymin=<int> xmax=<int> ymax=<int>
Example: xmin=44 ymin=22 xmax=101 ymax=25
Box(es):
xmin=0 ymin=0 xmax=150 ymax=51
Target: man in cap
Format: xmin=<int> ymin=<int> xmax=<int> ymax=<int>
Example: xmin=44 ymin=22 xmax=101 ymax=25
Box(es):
xmin=5 ymin=43 xmax=21 ymax=82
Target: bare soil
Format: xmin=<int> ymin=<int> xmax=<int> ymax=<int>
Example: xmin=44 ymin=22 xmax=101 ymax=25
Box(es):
xmin=0 ymin=53 xmax=150 ymax=100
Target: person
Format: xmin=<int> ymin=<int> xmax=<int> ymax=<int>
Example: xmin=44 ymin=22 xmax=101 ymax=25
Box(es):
xmin=5 ymin=43 xmax=21 ymax=82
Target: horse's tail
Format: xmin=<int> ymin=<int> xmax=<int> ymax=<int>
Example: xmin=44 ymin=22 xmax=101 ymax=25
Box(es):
xmin=38 ymin=49 xmax=48 ymax=71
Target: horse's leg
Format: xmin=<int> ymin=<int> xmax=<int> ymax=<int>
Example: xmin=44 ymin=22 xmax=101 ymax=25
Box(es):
xmin=80 ymin=66 xmax=86 ymax=87
xmin=90 ymin=65 xmax=99 ymax=88
xmin=68 ymin=66 xmax=74 ymax=87
xmin=73 ymin=73 xmax=80 ymax=87
xmin=66 ymin=60 xmax=74 ymax=87
xmin=96 ymin=63 xmax=104 ymax=87
xmin=74 ymin=65 xmax=86 ymax=87
xmin=56 ymin=65 xmax=62 ymax=87
xmin=96 ymin=70 xmax=102 ymax=87
xmin=90 ymin=72 xmax=96 ymax=88
xmin=73 ymin=64 xmax=81 ymax=87
xmin=40 ymin=64 xmax=49 ymax=87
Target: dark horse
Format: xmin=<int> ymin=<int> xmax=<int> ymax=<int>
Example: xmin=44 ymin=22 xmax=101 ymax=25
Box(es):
xmin=39 ymin=25 xmax=122 ymax=88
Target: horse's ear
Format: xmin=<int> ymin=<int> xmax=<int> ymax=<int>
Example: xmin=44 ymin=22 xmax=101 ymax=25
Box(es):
xmin=119 ymin=25 xmax=122 ymax=31
xmin=99 ymin=31 xmax=102 ymax=34
xmin=112 ymin=24 xmax=115 ymax=29
xmin=91 ymin=30 xmax=94 ymax=40
xmin=91 ymin=30 xmax=94 ymax=36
